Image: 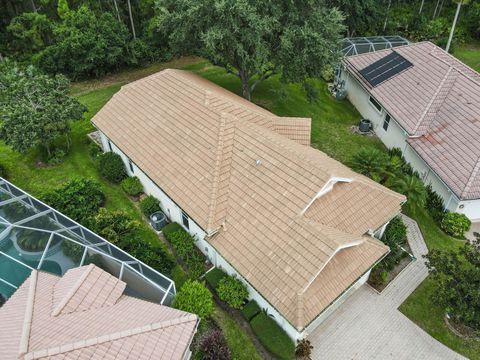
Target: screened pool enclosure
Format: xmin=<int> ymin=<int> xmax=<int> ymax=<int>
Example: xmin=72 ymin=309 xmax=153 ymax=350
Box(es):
xmin=0 ymin=177 xmax=175 ymax=305
xmin=341 ymin=36 xmax=409 ymax=56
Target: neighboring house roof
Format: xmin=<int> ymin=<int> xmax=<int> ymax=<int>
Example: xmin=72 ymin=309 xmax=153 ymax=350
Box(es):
xmin=92 ymin=69 xmax=405 ymax=330
xmin=0 ymin=265 xmax=198 ymax=360
xmin=344 ymin=42 xmax=480 ymax=200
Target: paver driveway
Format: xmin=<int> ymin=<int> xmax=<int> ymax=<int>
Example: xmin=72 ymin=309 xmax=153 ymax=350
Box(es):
xmin=309 ymin=215 xmax=466 ymax=360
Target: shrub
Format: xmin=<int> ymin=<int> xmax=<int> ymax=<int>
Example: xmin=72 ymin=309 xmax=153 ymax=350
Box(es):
xmin=380 ymin=217 xmax=408 ymax=271
xmin=217 ymin=276 xmax=249 ymax=309
xmin=162 ymin=222 xmax=182 ymax=237
xmin=164 ymin=225 xmax=205 ymax=279
xmin=205 ymin=268 xmax=228 ymax=290
xmin=46 ymin=148 xmax=66 ymax=165
xmin=89 ymin=208 xmax=140 ymax=245
xmin=241 ymin=300 xmax=261 ymax=321
xmin=43 ymin=178 xmax=105 ymax=224
xmin=62 ymin=240 xmax=84 ymax=263
xmin=139 ymin=195 xmax=161 ymax=217
xmin=295 ymin=338 xmax=313 ymax=359
xmin=126 ymin=240 xmax=175 ymax=276
xmin=121 ymin=176 xmax=143 ymax=197
xmin=250 ymin=312 xmax=295 ymax=360
xmin=199 ymin=329 xmax=232 ymax=360
xmin=321 ymin=64 xmax=334 ymax=82
xmin=426 ymin=185 xmax=446 ymax=223
xmin=350 ymin=148 xmax=389 ymax=182
xmin=88 ymin=142 xmax=102 ymax=159
xmin=97 ymin=152 xmax=126 ymax=183
xmin=369 ymin=266 xmax=388 ymax=286
xmin=0 ymin=164 xmax=7 ymax=178
xmin=173 ymin=280 xmax=213 ymax=319
xmin=441 ymin=212 xmax=471 ymax=238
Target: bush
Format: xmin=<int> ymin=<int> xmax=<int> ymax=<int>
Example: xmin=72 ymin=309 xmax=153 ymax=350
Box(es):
xmin=121 ymin=176 xmax=143 ymax=197
xmin=89 ymin=208 xmax=140 ymax=245
xmin=426 ymin=185 xmax=446 ymax=223
xmin=199 ymin=329 xmax=232 ymax=360
xmin=441 ymin=212 xmax=471 ymax=238
xmin=0 ymin=164 xmax=7 ymax=178
xmin=139 ymin=195 xmax=161 ymax=217
xmin=97 ymin=152 xmax=126 ymax=183
xmin=295 ymin=338 xmax=313 ymax=359
xmin=380 ymin=217 xmax=408 ymax=270
xmin=250 ymin=312 xmax=295 ymax=360
xmin=164 ymin=225 xmax=205 ymax=279
xmin=205 ymin=268 xmax=228 ymax=290
xmin=88 ymin=142 xmax=102 ymax=159
xmin=217 ymin=276 xmax=249 ymax=309
xmin=241 ymin=300 xmax=261 ymax=321
xmin=125 ymin=240 xmax=175 ymax=276
xmin=46 ymin=148 xmax=66 ymax=165
xmin=173 ymin=280 xmax=213 ymax=319
xmin=369 ymin=266 xmax=389 ymax=286
xmin=43 ymin=178 xmax=105 ymax=224
xmin=321 ymin=64 xmax=334 ymax=82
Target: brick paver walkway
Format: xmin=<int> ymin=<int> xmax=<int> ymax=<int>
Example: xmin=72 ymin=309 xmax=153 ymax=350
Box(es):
xmin=309 ymin=215 xmax=465 ymax=360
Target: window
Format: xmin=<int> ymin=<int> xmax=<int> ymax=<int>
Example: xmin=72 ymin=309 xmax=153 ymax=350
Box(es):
xmin=369 ymin=96 xmax=382 ymax=113
xmin=182 ymin=211 xmax=190 ymax=230
xmin=129 ymin=160 xmax=134 ymax=173
xmin=108 ymin=140 xmax=113 ymax=152
xmin=383 ymin=114 xmax=391 ymax=131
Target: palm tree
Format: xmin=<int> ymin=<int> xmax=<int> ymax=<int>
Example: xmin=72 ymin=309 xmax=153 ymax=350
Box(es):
xmin=383 ymin=0 xmax=392 ymax=31
xmin=127 ymin=0 xmax=136 ymax=39
xmin=419 ymin=0 xmax=425 ymax=14
xmin=446 ymin=0 xmax=471 ymax=52
xmin=390 ymin=174 xmax=427 ymax=208
xmin=350 ymin=148 xmax=389 ymax=182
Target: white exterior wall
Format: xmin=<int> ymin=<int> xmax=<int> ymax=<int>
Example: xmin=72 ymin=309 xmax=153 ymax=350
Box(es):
xmin=98 ymin=130 xmax=374 ymax=340
xmin=341 ymin=70 xmax=480 ymax=217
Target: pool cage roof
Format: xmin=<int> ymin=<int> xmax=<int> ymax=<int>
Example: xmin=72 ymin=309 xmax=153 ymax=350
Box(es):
xmin=0 ymin=177 xmax=175 ymax=305
xmin=341 ymin=36 xmax=410 ymax=57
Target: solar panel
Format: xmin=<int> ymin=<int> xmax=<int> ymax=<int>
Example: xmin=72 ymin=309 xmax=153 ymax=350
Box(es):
xmin=359 ymin=51 xmax=413 ymax=87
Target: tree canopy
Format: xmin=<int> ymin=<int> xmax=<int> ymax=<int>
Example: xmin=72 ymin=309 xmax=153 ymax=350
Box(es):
xmin=425 ymin=240 xmax=480 ymax=330
xmin=155 ymin=0 xmax=345 ymax=100
xmin=0 ymin=59 xmax=86 ymax=156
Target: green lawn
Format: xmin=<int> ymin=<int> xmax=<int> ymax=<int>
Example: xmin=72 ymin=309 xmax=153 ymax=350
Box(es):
xmin=454 ymin=41 xmax=480 ymax=73
xmin=212 ymin=305 xmax=262 ymax=360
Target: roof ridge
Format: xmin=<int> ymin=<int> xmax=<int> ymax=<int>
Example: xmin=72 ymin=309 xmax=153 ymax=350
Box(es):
xmin=412 ymin=66 xmax=455 ymax=135
xmin=429 ymin=47 xmax=480 ymax=87
xmin=51 ymin=264 xmax=95 ymax=317
xmin=206 ymin=112 xmax=237 ymax=232
xmin=18 ymin=270 xmax=38 ymax=357
xmin=462 ymin=154 xmax=480 ymax=198
xmin=25 ymin=314 xmax=198 ymax=359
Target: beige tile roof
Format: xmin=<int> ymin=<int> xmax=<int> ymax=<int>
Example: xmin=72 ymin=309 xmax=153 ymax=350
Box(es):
xmin=344 ymin=42 xmax=480 ymax=200
xmin=92 ymin=69 xmax=405 ymax=330
xmin=0 ymin=265 xmax=198 ymax=360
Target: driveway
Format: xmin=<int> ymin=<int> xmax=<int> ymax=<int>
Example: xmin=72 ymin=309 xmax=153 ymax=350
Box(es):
xmin=309 ymin=215 xmax=466 ymax=360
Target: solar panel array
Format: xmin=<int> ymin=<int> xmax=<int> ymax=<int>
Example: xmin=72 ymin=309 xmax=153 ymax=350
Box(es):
xmin=359 ymin=51 xmax=413 ymax=87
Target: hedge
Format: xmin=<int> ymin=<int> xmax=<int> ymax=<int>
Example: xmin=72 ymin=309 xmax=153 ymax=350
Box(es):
xmin=241 ymin=300 xmax=261 ymax=321
xmin=97 ymin=152 xmax=126 ymax=183
xmin=139 ymin=195 xmax=161 ymax=217
xmin=162 ymin=222 xmax=182 ymax=237
xmin=121 ymin=176 xmax=143 ymax=197
xmin=205 ymin=268 xmax=228 ymax=290
xmin=250 ymin=312 xmax=295 ymax=360
xmin=217 ymin=276 xmax=249 ymax=309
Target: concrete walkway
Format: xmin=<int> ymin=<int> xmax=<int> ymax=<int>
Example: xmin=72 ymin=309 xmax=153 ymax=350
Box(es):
xmin=309 ymin=215 xmax=466 ymax=360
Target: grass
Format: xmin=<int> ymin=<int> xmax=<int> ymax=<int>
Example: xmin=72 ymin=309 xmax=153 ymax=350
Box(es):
xmin=454 ymin=41 xmax=480 ymax=73
xmin=250 ymin=312 xmax=295 ymax=360
xmin=399 ymin=278 xmax=480 ymax=359
xmin=212 ymin=305 xmax=262 ymax=360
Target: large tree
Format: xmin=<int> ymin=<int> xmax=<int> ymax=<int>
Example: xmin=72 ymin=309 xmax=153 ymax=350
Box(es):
xmin=155 ymin=0 xmax=344 ymax=100
xmin=326 ymin=0 xmax=383 ymax=37
xmin=0 ymin=60 xmax=86 ymax=156
xmin=425 ymin=239 xmax=480 ymax=330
